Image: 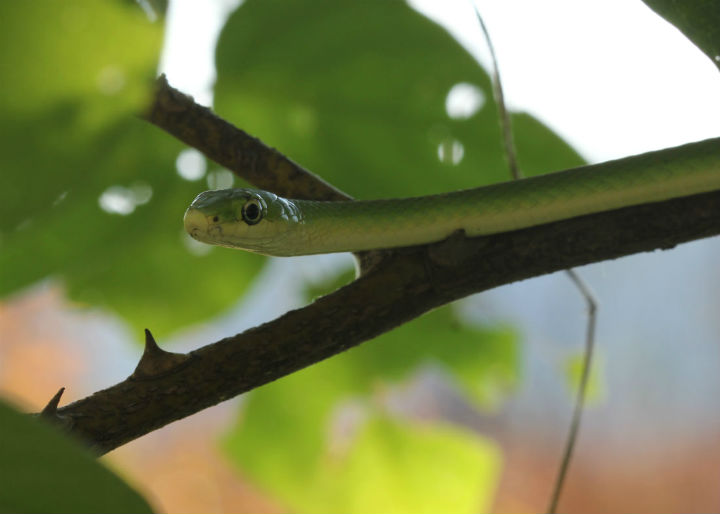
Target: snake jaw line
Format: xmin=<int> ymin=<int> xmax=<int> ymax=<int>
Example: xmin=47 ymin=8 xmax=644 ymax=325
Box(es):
xmin=183 ymin=206 xmax=209 ymax=243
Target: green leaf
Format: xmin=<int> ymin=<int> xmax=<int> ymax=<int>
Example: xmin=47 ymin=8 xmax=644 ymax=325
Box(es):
xmin=0 ymin=1 xmax=160 ymax=119
xmin=313 ymin=415 xmax=501 ymax=514
xmin=0 ymin=398 xmax=153 ymax=514
xmin=642 ymin=0 xmax=720 ymax=70
xmin=0 ymin=1 xmax=264 ymax=337
xmin=215 ymin=0 xmax=584 ymax=203
xmin=226 ymin=383 xmax=502 ymax=514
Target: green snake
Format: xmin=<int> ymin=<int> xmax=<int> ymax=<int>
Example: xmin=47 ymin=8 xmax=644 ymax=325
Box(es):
xmin=184 ymin=137 xmax=720 ymax=256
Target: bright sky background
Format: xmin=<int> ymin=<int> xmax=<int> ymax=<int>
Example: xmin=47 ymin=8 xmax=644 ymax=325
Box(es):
xmin=412 ymin=0 xmax=720 ymax=161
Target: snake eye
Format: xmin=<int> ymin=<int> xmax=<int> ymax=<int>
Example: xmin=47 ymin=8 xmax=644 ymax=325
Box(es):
xmin=242 ymin=198 xmax=263 ymax=225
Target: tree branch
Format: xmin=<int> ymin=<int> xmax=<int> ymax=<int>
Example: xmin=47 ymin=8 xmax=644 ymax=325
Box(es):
xmin=47 ymin=76 xmax=720 ymax=454
xmin=143 ymin=74 xmax=350 ymax=202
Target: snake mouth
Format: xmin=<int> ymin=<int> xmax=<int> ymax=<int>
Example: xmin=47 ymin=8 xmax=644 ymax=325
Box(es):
xmin=183 ymin=207 xmax=209 ymax=242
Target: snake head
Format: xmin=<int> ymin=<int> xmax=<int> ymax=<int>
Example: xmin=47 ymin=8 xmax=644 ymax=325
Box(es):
xmin=184 ymin=188 xmax=302 ymax=254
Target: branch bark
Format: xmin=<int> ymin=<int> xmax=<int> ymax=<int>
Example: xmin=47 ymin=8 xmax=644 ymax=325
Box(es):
xmin=144 ymin=74 xmax=350 ymax=202
xmin=48 ymin=76 xmax=720 ymax=454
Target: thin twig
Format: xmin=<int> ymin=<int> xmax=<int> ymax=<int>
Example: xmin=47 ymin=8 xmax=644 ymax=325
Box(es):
xmin=471 ymin=4 xmax=598 ymax=512
xmin=473 ymin=6 xmax=521 ymax=180
xmin=547 ymin=269 xmax=597 ymax=513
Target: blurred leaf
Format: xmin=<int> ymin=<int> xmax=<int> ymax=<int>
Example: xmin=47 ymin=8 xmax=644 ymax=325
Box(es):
xmin=312 ymin=415 xmax=501 ymax=514
xmin=0 ymin=398 xmax=153 ymax=513
xmin=564 ymin=351 xmax=605 ymax=404
xmin=0 ymin=0 xmax=162 ymax=229
xmin=215 ymin=0 xmax=584 ymax=203
xmin=0 ymin=1 xmax=264 ymax=337
xmin=642 ymin=0 xmax=720 ymax=70
xmin=226 ymin=384 xmax=502 ymax=513
xmin=0 ymin=1 xmax=158 ymax=119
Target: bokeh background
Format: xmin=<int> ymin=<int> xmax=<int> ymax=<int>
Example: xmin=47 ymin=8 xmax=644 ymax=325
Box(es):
xmin=2 ymin=1 xmax=720 ymax=512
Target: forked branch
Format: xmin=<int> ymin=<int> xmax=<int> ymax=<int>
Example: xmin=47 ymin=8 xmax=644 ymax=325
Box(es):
xmin=43 ymin=76 xmax=720 ymax=454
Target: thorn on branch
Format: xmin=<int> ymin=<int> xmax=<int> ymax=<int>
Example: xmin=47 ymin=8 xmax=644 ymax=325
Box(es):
xmin=38 ymin=387 xmax=74 ymax=430
xmin=131 ymin=328 xmax=191 ymax=380
xmin=40 ymin=387 xmax=65 ymax=417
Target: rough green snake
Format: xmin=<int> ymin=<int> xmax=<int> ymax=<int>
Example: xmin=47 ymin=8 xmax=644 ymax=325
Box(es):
xmin=184 ymin=137 xmax=720 ymax=256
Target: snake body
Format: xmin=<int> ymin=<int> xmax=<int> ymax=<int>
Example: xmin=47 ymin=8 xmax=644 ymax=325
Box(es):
xmin=184 ymin=137 xmax=720 ymax=256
